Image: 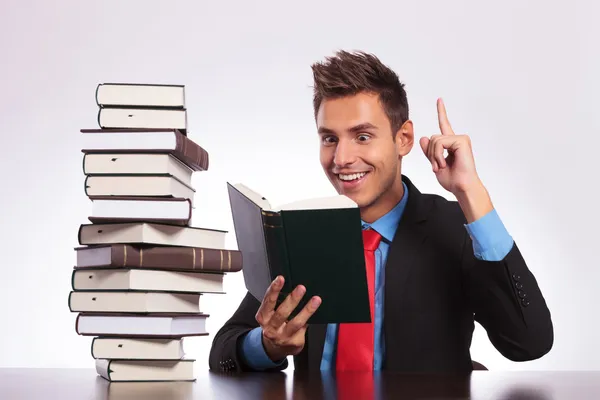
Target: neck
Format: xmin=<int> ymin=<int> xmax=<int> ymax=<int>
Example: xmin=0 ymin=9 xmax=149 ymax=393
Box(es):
xmin=360 ymin=174 xmax=405 ymax=223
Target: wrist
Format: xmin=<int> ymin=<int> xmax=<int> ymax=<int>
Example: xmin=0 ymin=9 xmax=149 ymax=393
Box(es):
xmin=262 ymin=334 xmax=286 ymax=362
xmin=454 ymin=180 xmax=493 ymax=223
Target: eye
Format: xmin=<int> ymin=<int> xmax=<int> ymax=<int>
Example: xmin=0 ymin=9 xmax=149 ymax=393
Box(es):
xmin=357 ymin=134 xmax=370 ymax=142
xmin=322 ymin=135 xmax=338 ymax=144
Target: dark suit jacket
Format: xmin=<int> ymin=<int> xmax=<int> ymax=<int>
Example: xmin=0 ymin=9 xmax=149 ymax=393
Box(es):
xmin=209 ymin=175 xmax=554 ymax=373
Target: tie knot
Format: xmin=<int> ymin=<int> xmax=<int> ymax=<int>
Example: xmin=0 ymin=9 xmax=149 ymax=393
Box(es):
xmin=362 ymin=229 xmax=382 ymax=251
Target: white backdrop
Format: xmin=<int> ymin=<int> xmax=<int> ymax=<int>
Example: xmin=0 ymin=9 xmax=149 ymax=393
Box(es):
xmin=1 ymin=0 xmax=598 ymax=371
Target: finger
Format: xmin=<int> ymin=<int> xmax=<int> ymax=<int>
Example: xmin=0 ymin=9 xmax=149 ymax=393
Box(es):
xmin=433 ymin=137 xmax=448 ymax=168
xmin=420 ymin=136 xmax=438 ymax=171
xmin=434 ymin=136 xmax=465 ymax=168
xmin=256 ymin=276 xmax=284 ymax=326
xmin=427 ymin=135 xmax=441 ymax=172
xmin=288 ymin=325 xmax=309 ymax=355
xmin=419 ymin=136 xmax=430 ymax=157
xmin=437 ymin=98 xmax=455 ymax=136
xmin=283 ymin=296 xmax=322 ymax=337
xmin=268 ymin=284 xmax=306 ymax=330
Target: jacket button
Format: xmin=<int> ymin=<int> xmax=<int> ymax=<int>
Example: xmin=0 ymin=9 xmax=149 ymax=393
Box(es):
xmin=515 ymin=282 xmax=523 ymax=289
xmin=521 ymin=298 xmax=530 ymax=307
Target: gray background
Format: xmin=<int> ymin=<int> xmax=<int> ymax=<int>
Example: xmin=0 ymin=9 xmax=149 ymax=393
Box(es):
xmin=1 ymin=0 xmax=597 ymax=371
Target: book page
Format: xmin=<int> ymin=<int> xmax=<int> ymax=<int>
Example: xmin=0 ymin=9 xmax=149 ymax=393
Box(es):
xmin=277 ymin=195 xmax=357 ymax=211
xmin=228 ymin=182 xmax=356 ymax=211
xmin=230 ymin=183 xmax=272 ymax=210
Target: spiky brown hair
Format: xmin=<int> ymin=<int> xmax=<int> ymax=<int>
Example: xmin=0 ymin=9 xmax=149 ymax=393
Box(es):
xmin=311 ymin=50 xmax=409 ymax=134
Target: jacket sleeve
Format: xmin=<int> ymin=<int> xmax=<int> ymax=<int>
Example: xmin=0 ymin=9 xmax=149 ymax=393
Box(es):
xmin=208 ymin=291 xmax=289 ymax=372
xmin=461 ymin=230 xmax=554 ymax=361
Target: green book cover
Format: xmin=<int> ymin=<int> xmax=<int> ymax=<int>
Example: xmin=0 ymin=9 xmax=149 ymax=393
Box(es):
xmin=227 ymin=182 xmax=370 ymax=324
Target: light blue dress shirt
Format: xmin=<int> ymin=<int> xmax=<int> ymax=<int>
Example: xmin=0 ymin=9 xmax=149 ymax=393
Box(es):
xmin=239 ymin=182 xmax=514 ymax=371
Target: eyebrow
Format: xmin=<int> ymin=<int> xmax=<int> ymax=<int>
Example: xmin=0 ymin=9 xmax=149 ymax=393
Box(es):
xmin=318 ymin=122 xmax=378 ymax=135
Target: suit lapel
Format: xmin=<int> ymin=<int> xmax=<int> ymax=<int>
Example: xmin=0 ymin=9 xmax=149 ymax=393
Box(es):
xmin=383 ymin=175 xmax=430 ymax=368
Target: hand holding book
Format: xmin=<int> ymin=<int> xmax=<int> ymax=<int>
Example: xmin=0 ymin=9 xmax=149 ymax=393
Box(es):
xmin=227 ymin=182 xmax=371 ymax=325
xmin=256 ymin=275 xmax=322 ymax=362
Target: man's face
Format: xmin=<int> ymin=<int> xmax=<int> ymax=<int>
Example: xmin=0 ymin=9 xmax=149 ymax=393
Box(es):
xmin=317 ymin=92 xmax=413 ymax=221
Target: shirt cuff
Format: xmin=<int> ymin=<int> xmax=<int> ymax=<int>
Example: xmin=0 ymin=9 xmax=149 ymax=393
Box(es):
xmin=464 ymin=208 xmax=514 ymax=261
xmin=240 ymin=327 xmax=286 ymax=370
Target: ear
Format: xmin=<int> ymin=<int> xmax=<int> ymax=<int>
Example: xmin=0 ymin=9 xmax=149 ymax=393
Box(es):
xmin=395 ymin=120 xmax=414 ymax=157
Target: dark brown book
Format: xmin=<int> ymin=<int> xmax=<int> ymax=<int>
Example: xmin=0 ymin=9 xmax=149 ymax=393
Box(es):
xmin=80 ymin=128 xmax=209 ymax=171
xmin=74 ymin=243 xmax=243 ymax=273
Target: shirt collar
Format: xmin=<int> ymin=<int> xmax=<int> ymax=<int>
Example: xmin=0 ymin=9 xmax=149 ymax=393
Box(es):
xmin=361 ymin=181 xmax=409 ymax=243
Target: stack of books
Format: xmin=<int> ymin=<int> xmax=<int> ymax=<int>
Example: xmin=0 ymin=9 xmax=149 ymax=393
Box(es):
xmin=68 ymin=83 xmax=242 ymax=382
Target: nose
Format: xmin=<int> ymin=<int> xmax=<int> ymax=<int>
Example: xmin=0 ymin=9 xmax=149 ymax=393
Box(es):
xmin=333 ymin=139 xmax=357 ymax=168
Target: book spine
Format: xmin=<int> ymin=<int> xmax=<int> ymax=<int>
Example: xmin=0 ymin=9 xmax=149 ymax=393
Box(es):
xmin=106 ymin=244 xmax=242 ymax=272
xmin=91 ymin=338 xmax=97 ymax=359
xmin=262 ymin=211 xmax=293 ymax=296
xmin=95 ymin=83 xmax=101 ymax=107
xmin=174 ymin=130 xmax=209 ymax=171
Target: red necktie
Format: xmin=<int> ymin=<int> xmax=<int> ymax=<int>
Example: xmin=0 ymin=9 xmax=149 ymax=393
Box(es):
xmin=336 ymin=228 xmax=381 ymax=371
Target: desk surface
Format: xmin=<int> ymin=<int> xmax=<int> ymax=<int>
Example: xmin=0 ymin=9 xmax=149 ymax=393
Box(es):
xmin=1 ymin=368 xmax=599 ymax=399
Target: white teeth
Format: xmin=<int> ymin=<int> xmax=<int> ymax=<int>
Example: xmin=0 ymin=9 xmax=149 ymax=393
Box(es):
xmin=339 ymin=172 xmax=367 ymax=181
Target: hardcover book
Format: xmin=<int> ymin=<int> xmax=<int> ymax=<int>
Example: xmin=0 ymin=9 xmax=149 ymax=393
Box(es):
xmin=226 ymin=182 xmax=371 ymax=324
xmin=95 ymin=83 xmax=186 ymax=108
xmin=75 ymin=313 xmax=208 ymax=337
xmin=95 ymin=358 xmax=195 ymax=382
xmin=74 ymin=243 xmax=242 ymax=272
xmin=80 ymin=128 xmax=209 ymax=171
xmin=91 ymin=337 xmax=185 ymax=360
xmin=82 ymin=153 xmax=195 ymax=186
xmin=88 ymin=196 xmax=193 ymax=226
xmin=97 ymin=107 xmax=187 ymax=132
xmin=77 ymin=222 xmax=226 ymax=249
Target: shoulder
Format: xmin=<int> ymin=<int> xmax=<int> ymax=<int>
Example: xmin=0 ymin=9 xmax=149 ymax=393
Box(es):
xmin=421 ymin=192 xmax=467 ymax=225
xmin=402 ymin=176 xmax=466 ymax=226
xmin=401 ymin=176 xmax=468 ymax=244
xmin=416 ymin=192 xmax=468 ymax=251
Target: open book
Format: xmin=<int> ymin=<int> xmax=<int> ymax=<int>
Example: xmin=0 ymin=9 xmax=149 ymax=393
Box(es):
xmin=226 ymin=182 xmax=371 ymax=324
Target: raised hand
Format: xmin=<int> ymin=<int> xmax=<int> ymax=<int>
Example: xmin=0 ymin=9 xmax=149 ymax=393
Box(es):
xmin=419 ymin=98 xmax=482 ymax=195
xmin=255 ymin=276 xmax=322 ymax=362
xmin=419 ymin=98 xmax=493 ymax=223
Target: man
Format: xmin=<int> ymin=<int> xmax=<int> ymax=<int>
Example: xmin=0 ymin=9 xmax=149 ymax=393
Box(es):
xmin=209 ymin=50 xmax=553 ymax=373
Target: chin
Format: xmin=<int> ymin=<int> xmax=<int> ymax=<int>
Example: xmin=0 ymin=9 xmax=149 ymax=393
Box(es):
xmin=340 ymin=191 xmax=371 ymax=208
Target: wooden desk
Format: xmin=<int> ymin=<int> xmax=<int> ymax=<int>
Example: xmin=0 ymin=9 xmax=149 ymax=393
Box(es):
xmin=1 ymin=368 xmax=598 ymax=399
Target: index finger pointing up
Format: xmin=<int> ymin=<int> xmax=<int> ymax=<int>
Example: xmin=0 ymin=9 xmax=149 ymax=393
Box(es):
xmin=437 ymin=98 xmax=455 ymax=135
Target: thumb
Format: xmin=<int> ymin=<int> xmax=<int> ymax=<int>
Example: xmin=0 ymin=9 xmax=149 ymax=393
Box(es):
xmin=419 ymin=137 xmax=430 ymax=156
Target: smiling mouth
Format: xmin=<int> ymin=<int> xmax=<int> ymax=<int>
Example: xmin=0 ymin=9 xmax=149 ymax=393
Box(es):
xmin=335 ymin=172 xmax=370 ymax=191
xmin=338 ymin=172 xmax=368 ymax=182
